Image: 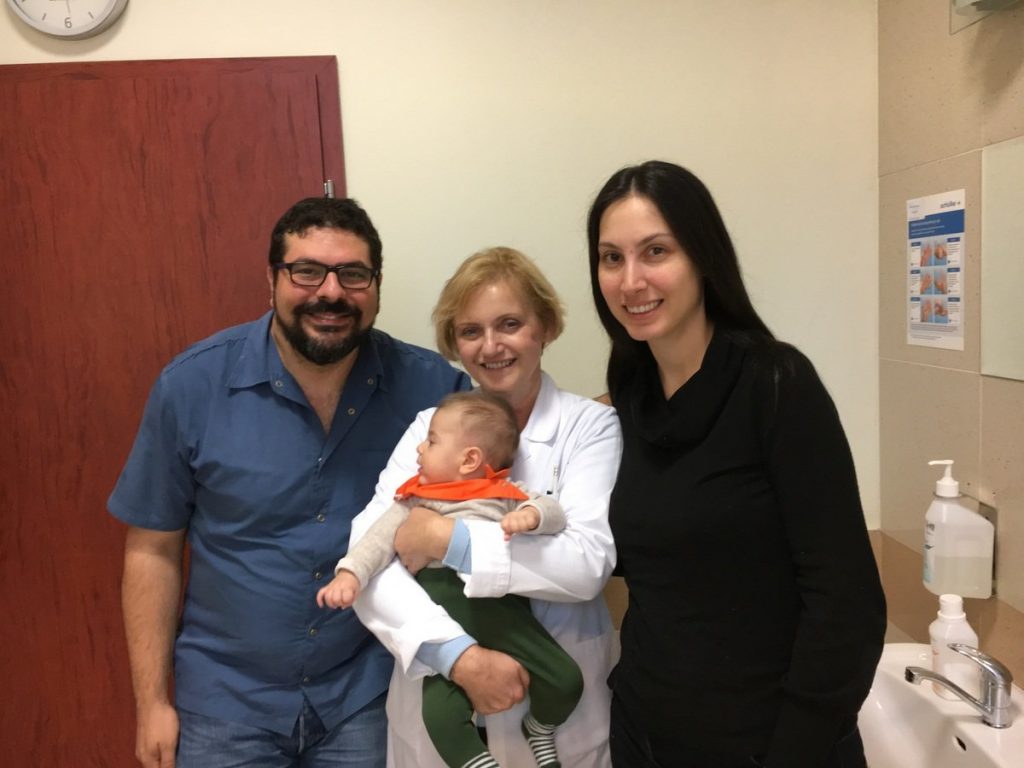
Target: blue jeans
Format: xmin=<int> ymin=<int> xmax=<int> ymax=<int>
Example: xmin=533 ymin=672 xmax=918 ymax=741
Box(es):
xmin=176 ymin=694 xmax=386 ymax=768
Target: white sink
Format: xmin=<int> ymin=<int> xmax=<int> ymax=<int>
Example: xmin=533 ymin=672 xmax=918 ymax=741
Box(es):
xmin=859 ymin=643 xmax=1024 ymax=768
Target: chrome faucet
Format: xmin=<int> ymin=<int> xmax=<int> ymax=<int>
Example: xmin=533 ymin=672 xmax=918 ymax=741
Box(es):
xmin=905 ymin=643 xmax=1014 ymax=728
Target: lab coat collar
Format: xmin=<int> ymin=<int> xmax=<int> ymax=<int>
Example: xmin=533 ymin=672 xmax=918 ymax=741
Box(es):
xmin=521 ymin=371 xmax=560 ymax=445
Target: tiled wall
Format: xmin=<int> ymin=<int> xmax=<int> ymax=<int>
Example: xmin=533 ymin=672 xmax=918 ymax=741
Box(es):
xmin=878 ymin=0 xmax=1024 ymax=678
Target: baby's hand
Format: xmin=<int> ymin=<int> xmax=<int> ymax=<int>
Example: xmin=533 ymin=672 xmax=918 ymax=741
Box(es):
xmin=501 ymin=505 xmax=541 ymax=541
xmin=316 ymin=570 xmax=361 ymax=609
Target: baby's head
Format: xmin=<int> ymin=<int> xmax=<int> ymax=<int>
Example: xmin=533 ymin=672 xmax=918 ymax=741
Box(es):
xmin=416 ymin=391 xmax=520 ymax=484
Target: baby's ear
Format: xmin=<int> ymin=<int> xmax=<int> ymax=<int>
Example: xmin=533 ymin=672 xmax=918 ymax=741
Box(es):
xmin=460 ymin=446 xmax=484 ymax=475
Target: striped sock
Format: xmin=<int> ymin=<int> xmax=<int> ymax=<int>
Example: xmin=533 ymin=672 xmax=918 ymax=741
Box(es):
xmin=460 ymin=751 xmax=499 ymax=768
xmin=521 ymin=712 xmax=561 ymax=767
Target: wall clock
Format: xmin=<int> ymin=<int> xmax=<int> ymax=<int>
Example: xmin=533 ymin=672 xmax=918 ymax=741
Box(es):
xmin=7 ymin=0 xmax=129 ymax=40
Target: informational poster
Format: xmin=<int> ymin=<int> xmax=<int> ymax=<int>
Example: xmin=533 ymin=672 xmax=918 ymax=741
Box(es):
xmin=907 ymin=190 xmax=965 ymax=350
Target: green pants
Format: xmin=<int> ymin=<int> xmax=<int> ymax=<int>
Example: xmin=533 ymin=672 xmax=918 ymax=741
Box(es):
xmin=416 ymin=567 xmax=584 ymax=768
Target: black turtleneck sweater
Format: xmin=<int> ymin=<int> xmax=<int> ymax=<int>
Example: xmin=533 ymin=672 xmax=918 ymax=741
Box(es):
xmin=608 ymin=329 xmax=886 ymax=767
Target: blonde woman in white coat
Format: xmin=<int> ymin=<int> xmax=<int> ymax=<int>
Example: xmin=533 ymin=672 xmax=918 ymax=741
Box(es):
xmin=349 ymin=247 xmax=622 ymax=767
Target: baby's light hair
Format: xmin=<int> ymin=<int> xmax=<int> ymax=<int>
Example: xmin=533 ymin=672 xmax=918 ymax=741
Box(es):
xmin=437 ymin=390 xmax=520 ymax=470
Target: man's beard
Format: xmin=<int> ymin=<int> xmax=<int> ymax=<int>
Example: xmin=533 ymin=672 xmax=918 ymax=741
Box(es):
xmin=275 ymin=297 xmax=371 ymax=365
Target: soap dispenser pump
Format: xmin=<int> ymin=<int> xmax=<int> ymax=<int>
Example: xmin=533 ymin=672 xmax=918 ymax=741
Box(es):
xmin=922 ymin=460 xmax=994 ymax=599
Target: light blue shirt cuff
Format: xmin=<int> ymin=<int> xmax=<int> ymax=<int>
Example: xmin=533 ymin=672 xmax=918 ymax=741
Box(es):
xmin=443 ymin=518 xmax=472 ymax=573
xmin=416 ymin=635 xmax=478 ymax=679
xmin=417 ymin=520 xmax=476 ymax=677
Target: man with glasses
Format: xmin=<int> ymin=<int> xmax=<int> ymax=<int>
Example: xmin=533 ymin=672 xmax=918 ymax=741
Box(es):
xmin=110 ymin=197 xmax=470 ymax=768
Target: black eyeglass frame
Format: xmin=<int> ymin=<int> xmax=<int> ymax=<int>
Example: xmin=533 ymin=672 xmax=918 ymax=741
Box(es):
xmin=272 ymin=260 xmax=380 ymax=289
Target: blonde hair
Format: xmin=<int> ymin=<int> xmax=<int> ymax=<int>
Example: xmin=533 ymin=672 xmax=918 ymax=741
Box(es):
xmin=438 ymin=390 xmax=520 ymax=470
xmin=432 ymin=247 xmax=565 ymax=360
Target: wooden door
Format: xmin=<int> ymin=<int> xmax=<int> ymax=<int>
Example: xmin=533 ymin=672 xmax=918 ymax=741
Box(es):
xmin=0 ymin=56 xmax=345 ymax=766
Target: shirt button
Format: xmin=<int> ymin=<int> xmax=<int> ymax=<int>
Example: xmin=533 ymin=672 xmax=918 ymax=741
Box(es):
xmin=274 ymin=380 xmax=284 ymax=388
xmin=314 ymin=570 xmax=323 ymax=580
xmin=366 ymin=377 xmax=374 ymax=386
xmin=309 ymin=627 xmax=318 ymax=637
xmin=316 ymin=513 xmax=326 ymax=523
xmin=347 ymin=407 xmax=356 ymax=416
xmin=302 ymin=676 xmax=310 ymax=684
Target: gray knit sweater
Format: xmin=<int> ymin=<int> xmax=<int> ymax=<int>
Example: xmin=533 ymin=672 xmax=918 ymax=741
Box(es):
xmin=335 ymin=483 xmax=565 ymax=587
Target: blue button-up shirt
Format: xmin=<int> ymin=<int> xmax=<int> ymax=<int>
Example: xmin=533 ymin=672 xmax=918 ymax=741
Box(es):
xmin=109 ymin=312 xmax=470 ymax=734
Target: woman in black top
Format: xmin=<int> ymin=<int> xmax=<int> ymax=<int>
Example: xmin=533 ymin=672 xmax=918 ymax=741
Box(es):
xmin=587 ymin=161 xmax=886 ymax=768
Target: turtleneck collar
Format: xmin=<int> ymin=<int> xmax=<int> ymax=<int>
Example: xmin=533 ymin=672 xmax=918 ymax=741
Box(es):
xmin=627 ymin=327 xmax=746 ymax=449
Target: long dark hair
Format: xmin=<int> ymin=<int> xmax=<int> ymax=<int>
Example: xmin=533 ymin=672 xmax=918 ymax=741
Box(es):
xmin=586 ymin=160 xmax=773 ymax=396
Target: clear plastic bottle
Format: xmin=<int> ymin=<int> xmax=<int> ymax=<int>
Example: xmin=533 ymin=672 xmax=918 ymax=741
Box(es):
xmin=922 ymin=459 xmax=994 ymax=598
xmin=928 ymin=593 xmax=979 ymax=700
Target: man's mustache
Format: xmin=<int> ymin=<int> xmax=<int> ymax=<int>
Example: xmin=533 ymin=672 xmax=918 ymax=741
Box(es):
xmin=295 ymin=299 xmax=360 ymax=318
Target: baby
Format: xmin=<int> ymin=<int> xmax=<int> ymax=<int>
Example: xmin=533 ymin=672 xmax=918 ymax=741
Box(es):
xmin=317 ymin=390 xmax=582 ymax=768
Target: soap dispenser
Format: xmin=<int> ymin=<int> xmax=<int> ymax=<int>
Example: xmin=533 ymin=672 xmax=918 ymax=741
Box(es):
xmin=922 ymin=460 xmax=994 ymax=599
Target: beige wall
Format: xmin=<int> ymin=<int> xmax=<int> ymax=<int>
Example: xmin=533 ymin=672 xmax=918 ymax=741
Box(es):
xmin=1 ymin=0 xmax=882 ymax=525
xmin=16 ymin=0 xmax=1023 ymax=688
xmin=878 ymin=0 xmax=1024 ymax=676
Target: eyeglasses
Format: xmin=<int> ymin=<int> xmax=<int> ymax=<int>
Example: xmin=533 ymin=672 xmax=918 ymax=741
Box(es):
xmin=273 ymin=260 xmax=379 ymax=289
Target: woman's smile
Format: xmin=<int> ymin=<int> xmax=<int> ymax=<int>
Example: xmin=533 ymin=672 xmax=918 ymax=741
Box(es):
xmin=454 ymin=279 xmax=552 ymax=422
xmin=625 ymin=300 xmax=662 ymax=315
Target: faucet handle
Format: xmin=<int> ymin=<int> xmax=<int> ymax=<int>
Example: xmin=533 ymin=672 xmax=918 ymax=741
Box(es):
xmin=949 ymin=643 xmax=1013 ymax=686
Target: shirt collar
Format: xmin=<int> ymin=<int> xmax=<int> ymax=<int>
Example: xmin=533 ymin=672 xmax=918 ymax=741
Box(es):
xmin=227 ymin=311 xmax=276 ymax=389
xmin=348 ymin=330 xmax=387 ymax=392
xmin=521 ymin=371 xmax=560 ymax=444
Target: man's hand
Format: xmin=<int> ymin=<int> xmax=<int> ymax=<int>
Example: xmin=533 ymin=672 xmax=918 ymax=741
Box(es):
xmin=135 ymin=701 xmax=179 ymax=768
xmin=122 ymin=527 xmax=185 ymax=768
xmin=449 ymin=645 xmax=529 ymax=715
xmin=394 ymin=506 xmax=454 ymax=574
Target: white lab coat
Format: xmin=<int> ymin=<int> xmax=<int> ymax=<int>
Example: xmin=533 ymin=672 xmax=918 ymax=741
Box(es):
xmin=351 ymin=373 xmax=622 ymax=767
